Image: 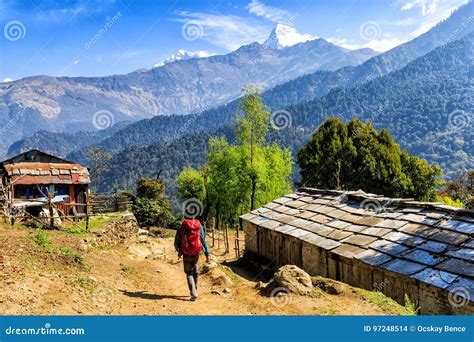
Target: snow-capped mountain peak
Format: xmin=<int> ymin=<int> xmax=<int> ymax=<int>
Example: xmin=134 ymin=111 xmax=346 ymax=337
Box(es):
xmin=263 ymin=24 xmax=318 ymax=49
xmin=155 ymin=50 xmax=214 ymax=67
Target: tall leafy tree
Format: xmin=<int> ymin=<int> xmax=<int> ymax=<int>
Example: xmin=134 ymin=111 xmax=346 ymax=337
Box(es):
xmin=236 ymin=86 xmax=272 ymax=210
xmin=88 ymin=147 xmax=112 ymax=192
xmin=176 ymin=86 xmax=293 ymax=224
xmin=298 ymin=117 xmax=442 ymax=201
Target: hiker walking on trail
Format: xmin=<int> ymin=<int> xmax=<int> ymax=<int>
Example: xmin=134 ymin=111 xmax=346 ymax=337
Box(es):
xmin=174 ymin=218 xmax=210 ymax=301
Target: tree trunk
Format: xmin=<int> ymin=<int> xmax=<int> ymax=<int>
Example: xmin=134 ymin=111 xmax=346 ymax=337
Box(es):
xmin=250 ymin=178 xmax=256 ymax=211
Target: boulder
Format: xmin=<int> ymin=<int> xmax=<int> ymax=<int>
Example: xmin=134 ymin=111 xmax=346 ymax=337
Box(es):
xmin=201 ymin=261 xmax=218 ymax=274
xmin=311 ymin=277 xmax=345 ymax=295
xmin=273 ymin=265 xmax=313 ymax=295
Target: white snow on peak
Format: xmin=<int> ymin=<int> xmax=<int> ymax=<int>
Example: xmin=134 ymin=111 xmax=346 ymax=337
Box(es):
xmin=155 ymin=50 xmax=214 ymax=67
xmin=263 ymin=24 xmax=318 ymax=49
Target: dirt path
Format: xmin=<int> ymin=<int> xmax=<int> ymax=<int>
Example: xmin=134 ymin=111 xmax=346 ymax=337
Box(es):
xmin=0 ymin=224 xmax=407 ymax=315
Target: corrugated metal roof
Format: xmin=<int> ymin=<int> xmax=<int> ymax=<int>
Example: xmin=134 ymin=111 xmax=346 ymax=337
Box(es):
xmin=4 ymin=162 xmax=90 ymax=185
xmin=241 ymin=188 xmax=474 ymax=297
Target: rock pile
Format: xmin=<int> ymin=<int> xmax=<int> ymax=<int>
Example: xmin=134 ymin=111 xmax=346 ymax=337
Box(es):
xmin=81 ymin=213 xmax=139 ymax=250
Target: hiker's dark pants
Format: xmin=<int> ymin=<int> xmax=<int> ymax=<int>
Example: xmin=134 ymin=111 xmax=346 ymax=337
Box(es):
xmin=183 ymin=254 xmax=199 ymax=297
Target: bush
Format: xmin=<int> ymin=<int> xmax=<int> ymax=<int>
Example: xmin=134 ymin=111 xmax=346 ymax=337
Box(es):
xmin=132 ymin=196 xmax=174 ymax=228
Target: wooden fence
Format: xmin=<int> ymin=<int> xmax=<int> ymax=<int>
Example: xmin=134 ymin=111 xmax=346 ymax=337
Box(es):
xmin=206 ymin=221 xmax=245 ymax=258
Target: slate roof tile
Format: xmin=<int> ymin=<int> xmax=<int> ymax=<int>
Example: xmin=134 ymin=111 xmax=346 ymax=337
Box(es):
xmin=356 ymin=216 xmax=385 ymax=226
xmin=417 ymin=241 xmax=448 ymax=254
xmin=286 ymin=200 xmax=307 ymax=209
xmin=327 ymin=230 xmax=353 ymax=241
xmin=412 ymin=268 xmax=458 ymax=289
xmin=436 ymin=258 xmax=474 ymax=278
xmin=437 ymin=219 xmax=474 ymax=234
xmin=447 ymin=277 xmax=474 ymax=301
xmin=326 ymin=209 xmax=348 ymax=219
xmin=368 ymin=240 xmax=408 ymax=256
xmin=360 ymin=227 xmax=392 ymax=237
xmin=341 ymin=234 xmax=378 ymax=247
xmin=430 ymin=230 xmax=470 ymax=246
xmin=400 ymin=223 xmax=439 ymax=238
xmin=301 ymin=203 xmax=322 ymax=212
xmin=331 ymin=244 xmax=366 ymax=258
xmin=295 ymin=210 xmax=317 ymax=220
xmin=445 ymin=247 xmax=474 ymax=262
xmin=402 ymin=249 xmax=445 ymax=266
xmin=383 ymin=231 xmax=425 ymax=247
xmin=381 ymin=259 xmax=426 ymax=276
xmin=260 ymin=219 xmax=282 ymax=230
xmin=263 ymin=202 xmax=279 ymax=209
xmin=309 ymin=214 xmax=331 ymax=224
xmin=355 ymin=249 xmax=393 ymax=266
xmin=273 ymin=197 xmax=292 ymax=204
xmin=343 ymin=224 xmax=369 ymax=233
xmin=375 ymin=219 xmax=407 ymax=229
xmin=340 ymin=214 xmax=363 ymax=224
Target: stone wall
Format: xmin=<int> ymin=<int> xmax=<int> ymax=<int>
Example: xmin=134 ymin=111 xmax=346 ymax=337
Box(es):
xmin=243 ymin=220 xmax=474 ymax=315
xmin=88 ymin=213 xmax=139 ymax=248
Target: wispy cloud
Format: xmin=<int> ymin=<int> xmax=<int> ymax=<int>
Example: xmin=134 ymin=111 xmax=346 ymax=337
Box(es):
xmin=246 ymin=0 xmax=293 ymax=24
xmin=327 ymin=37 xmax=406 ymax=52
xmin=173 ymin=10 xmax=270 ymax=51
xmin=401 ymin=0 xmax=438 ymax=16
xmin=401 ymin=0 xmax=468 ymax=37
xmin=27 ymin=0 xmax=118 ymax=23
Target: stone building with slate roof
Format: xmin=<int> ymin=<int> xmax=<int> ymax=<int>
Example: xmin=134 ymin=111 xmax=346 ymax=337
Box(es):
xmin=240 ymin=188 xmax=474 ymax=315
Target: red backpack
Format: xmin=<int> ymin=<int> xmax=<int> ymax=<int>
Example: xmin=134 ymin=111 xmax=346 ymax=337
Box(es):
xmin=180 ymin=219 xmax=203 ymax=255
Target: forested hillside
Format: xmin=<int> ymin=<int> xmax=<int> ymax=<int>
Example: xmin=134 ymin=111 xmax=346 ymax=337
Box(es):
xmin=96 ymin=34 xmax=473 ymax=203
xmin=10 ymin=1 xmax=474 ymax=159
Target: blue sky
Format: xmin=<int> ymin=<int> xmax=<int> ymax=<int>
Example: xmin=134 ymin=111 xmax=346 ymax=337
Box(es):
xmin=0 ymin=0 xmax=468 ymax=81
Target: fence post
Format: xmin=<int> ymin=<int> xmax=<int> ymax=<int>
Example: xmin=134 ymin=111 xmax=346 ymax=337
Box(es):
xmin=48 ymin=193 xmax=54 ymax=230
xmin=224 ymin=223 xmax=229 ymax=254
xmin=85 ymin=192 xmax=90 ymax=232
xmin=236 ymin=221 xmax=241 ymax=258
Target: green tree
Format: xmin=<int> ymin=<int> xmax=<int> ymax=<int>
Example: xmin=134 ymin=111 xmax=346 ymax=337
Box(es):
xmin=298 ymin=117 xmax=442 ymax=201
xmin=298 ymin=117 xmax=355 ymax=189
xmin=236 ymin=86 xmax=271 ymax=210
xmin=132 ymin=178 xmax=174 ymax=227
xmin=176 ymin=167 xmax=205 ymax=202
xmin=176 ymin=86 xmax=293 ymax=225
xmin=88 ymin=147 xmax=112 ymax=192
xmin=437 ymin=170 xmax=473 ymax=208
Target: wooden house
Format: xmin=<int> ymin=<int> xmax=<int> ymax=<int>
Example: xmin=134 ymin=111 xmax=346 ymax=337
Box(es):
xmin=0 ymin=149 xmax=90 ymax=220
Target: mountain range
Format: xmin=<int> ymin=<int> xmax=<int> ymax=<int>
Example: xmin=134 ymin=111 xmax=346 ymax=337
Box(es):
xmin=3 ymin=1 xmax=473 ymax=204
xmin=81 ymin=32 xmax=474 ymax=203
xmin=11 ymin=1 xmax=474 ymax=161
xmin=0 ymin=24 xmax=378 ymax=151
